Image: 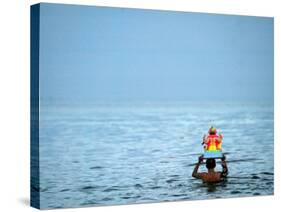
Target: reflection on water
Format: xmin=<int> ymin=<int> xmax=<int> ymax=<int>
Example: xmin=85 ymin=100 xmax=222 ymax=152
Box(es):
xmin=38 ymin=102 xmax=273 ymax=209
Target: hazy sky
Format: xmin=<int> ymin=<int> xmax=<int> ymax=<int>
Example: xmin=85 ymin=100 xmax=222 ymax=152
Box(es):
xmin=39 ymin=3 xmax=273 ymax=103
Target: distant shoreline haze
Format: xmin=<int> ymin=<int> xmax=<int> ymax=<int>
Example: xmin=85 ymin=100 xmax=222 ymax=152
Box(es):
xmin=39 ymin=3 xmax=273 ymax=104
xmin=39 ymin=99 xmax=274 ymax=108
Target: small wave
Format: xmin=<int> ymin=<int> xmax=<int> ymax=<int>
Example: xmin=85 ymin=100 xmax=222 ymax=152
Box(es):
xmin=231 ymin=191 xmax=241 ymax=194
xmin=251 ymin=175 xmax=260 ymax=179
xmin=89 ymin=166 xmax=104 ymax=170
xmin=171 ymin=194 xmax=185 ymax=197
xmin=121 ymin=196 xmax=131 ymax=199
xmin=134 ymin=184 xmax=143 ymax=189
xmin=139 ymin=197 xmax=157 ymax=201
xmin=178 ymin=197 xmax=190 ymax=200
xmin=166 ymin=179 xmax=179 ymax=184
xmin=60 ymin=188 xmax=70 ymax=192
xmin=175 ymin=183 xmax=185 ymax=188
xmin=103 ymin=188 xmax=119 ymax=192
xmin=80 ymin=200 xmax=97 ymax=206
xmin=260 ymin=172 xmax=273 ymax=175
xmin=266 ymin=181 xmax=273 ymax=185
xmin=101 ymin=197 xmax=114 ymax=201
xmin=150 ymin=186 xmax=162 ymax=189
xmin=169 ymin=174 xmax=180 ymax=177
xmin=81 ymin=185 xmax=100 ymax=190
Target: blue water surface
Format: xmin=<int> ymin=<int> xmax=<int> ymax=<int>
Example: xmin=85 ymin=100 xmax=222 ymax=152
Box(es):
xmin=38 ymin=102 xmax=274 ymax=208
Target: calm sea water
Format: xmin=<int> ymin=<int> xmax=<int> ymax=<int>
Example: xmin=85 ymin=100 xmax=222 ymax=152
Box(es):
xmin=38 ymin=102 xmax=274 ymax=209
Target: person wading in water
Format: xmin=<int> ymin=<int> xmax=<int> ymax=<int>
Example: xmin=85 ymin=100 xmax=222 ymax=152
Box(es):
xmin=192 ymin=155 xmax=228 ymax=183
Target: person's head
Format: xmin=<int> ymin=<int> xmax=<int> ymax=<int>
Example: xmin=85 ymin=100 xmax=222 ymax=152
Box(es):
xmin=206 ymin=158 xmax=216 ymax=170
xmin=208 ymin=126 xmax=217 ymax=135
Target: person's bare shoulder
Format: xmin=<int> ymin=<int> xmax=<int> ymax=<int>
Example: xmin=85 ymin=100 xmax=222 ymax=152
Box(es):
xmin=201 ymin=172 xmax=222 ymax=183
xmin=193 ymin=172 xmax=207 ymax=179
